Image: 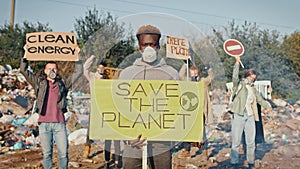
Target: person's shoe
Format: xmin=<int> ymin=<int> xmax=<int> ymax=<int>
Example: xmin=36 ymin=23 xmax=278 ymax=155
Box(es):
xmin=243 ymin=160 xmax=255 ymax=168
xmin=114 ymin=162 xmax=119 ymax=169
xmin=248 ymin=163 xmax=254 ymax=169
xmin=83 ymin=145 xmax=91 ymax=158
xmin=239 ymin=146 xmax=245 ymax=154
xmin=201 ymin=149 xmax=208 ymax=160
xmin=243 ymin=160 xmax=248 ymax=167
xmin=229 ymin=163 xmax=239 ymax=169
xmin=104 ymin=162 xmax=109 ymax=169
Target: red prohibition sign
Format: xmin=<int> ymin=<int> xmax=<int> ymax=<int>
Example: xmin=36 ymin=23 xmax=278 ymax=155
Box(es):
xmin=223 ymin=39 xmax=244 ymax=57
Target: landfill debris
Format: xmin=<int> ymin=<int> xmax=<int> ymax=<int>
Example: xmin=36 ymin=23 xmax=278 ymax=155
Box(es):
xmin=0 ymin=66 xmax=299 ymax=168
xmin=0 ymin=66 xmax=92 ymax=153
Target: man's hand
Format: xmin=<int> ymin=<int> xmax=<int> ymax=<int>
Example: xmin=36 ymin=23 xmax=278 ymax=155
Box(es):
xmin=129 ymin=134 xmax=147 ymax=149
xmin=267 ymin=86 xmax=273 ymax=94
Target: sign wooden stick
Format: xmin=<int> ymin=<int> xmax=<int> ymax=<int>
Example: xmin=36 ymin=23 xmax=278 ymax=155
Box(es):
xmin=186 ymin=59 xmax=190 ymax=81
xmin=142 ymin=140 xmax=148 ymax=169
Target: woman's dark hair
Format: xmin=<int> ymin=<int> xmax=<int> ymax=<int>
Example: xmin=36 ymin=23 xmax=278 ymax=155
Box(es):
xmin=244 ymin=69 xmax=257 ymax=80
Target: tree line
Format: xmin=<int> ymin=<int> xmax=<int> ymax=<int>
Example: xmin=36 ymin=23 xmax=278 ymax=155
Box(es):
xmin=0 ymin=8 xmax=299 ymax=102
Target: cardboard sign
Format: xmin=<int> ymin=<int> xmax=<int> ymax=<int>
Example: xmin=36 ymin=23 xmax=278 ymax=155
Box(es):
xmin=226 ymin=80 xmax=272 ymax=100
xmin=23 ymin=32 xmax=79 ymax=61
xmin=89 ymin=79 xmax=204 ymax=142
xmin=104 ymin=67 xmax=122 ymax=79
xmin=166 ymin=35 xmax=191 ymax=60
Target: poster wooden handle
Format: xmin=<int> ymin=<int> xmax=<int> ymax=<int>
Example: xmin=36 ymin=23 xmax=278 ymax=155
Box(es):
xmin=142 ymin=140 xmax=148 ymax=169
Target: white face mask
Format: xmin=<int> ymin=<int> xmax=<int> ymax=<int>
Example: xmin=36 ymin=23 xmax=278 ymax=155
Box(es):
xmin=141 ymin=46 xmax=157 ymax=63
xmin=48 ymin=69 xmax=57 ymax=79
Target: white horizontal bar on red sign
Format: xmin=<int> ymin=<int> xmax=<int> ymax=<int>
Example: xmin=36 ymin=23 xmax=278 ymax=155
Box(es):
xmin=227 ymin=45 xmax=241 ymax=51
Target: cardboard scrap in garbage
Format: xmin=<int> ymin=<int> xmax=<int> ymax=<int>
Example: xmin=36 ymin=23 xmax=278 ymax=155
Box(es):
xmin=285 ymin=119 xmax=300 ymax=131
xmin=1 ymin=101 xmax=30 ymax=116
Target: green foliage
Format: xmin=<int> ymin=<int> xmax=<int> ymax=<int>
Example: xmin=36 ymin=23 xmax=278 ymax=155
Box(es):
xmin=281 ymin=32 xmax=300 ymax=76
xmin=280 ymin=31 xmax=300 ymax=101
xmin=0 ymin=11 xmax=298 ymax=101
xmin=117 ymin=51 xmax=140 ymax=69
xmin=0 ymin=22 xmax=51 ymax=69
xmin=185 ymin=34 xmax=227 ymax=89
xmin=105 ymin=39 xmax=135 ymax=68
xmin=75 ymin=8 xmax=115 ymax=48
xmin=211 ymin=20 xmax=300 ymax=102
xmin=72 ymin=7 xmax=136 ymax=92
xmin=74 ymin=7 xmax=135 ymax=68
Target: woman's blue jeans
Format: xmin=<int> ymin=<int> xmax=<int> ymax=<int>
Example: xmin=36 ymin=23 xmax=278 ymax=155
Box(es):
xmin=230 ymin=113 xmax=255 ymax=164
xmin=39 ymin=122 xmax=68 ymax=169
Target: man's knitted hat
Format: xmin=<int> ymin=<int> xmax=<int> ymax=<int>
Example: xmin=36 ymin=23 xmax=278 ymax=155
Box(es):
xmin=136 ymin=25 xmax=161 ymax=40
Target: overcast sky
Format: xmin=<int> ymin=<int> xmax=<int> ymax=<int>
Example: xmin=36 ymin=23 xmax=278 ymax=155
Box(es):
xmin=0 ymin=0 xmax=299 ymax=36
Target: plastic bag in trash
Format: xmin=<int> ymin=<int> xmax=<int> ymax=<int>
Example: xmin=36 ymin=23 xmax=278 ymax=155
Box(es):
xmin=12 ymin=117 xmax=28 ymax=126
xmin=13 ymin=141 xmax=24 ymax=150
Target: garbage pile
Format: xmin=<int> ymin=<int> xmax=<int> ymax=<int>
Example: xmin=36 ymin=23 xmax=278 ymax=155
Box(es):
xmin=263 ymin=99 xmax=300 ymax=146
xmin=173 ymin=89 xmax=300 ymax=168
xmin=0 ymin=65 xmax=91 ymax=152
xmin=209 ymin=89 xmax=300 ymax=147
xmin=215 ymin=95 xmax=300 ymax=153
xmin=0 ymin=65 xmax=299 ymax=168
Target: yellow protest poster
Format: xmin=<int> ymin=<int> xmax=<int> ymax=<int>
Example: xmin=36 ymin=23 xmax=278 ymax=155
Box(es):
xmin=23 ymin=32 xmax=79 ymax=61
xmin=89 ymin=80 xmax=204 ymax=142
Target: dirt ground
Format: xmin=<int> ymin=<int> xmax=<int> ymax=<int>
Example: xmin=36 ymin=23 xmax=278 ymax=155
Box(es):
xmin=0 ymin=138 xmax=299 ymax=169
xmin=1 ymin=101 xmax=299 ymax=169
